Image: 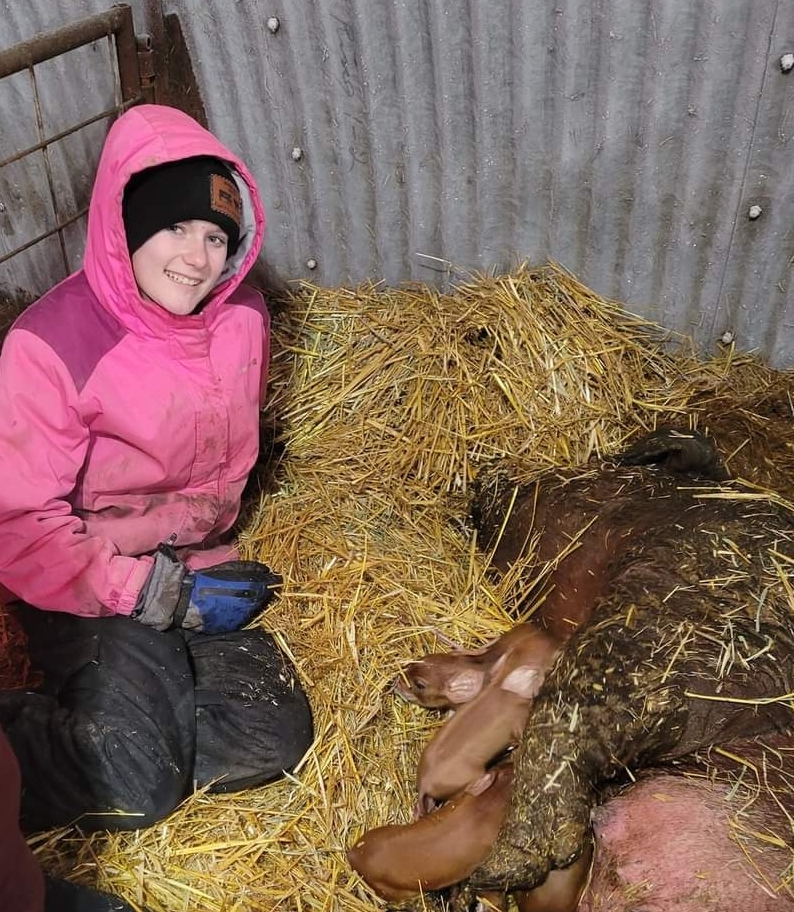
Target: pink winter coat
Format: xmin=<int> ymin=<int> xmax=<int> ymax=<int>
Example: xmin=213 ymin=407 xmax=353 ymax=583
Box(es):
xmin=0 ymin=105 xmax=269 ymax=617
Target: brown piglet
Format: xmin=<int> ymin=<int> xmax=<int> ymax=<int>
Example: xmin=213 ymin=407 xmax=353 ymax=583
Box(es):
xmin=347 ymin=762 xmax=514 ymax=902
xmin=393 ymin=652 xmax=490 ymax=709
xmin=416 ymin=648 xmax=553 ymax=813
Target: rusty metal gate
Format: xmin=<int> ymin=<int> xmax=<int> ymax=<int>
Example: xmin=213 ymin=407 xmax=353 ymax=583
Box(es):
xmin=0 ymin=5 xmax=149 ymax=330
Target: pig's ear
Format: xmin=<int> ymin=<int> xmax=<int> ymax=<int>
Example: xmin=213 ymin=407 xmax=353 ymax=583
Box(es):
xmin=500 ymin=665 xmax=542 ymax=698
xmin=446 ymin=668 xmax=486 ymax=703
xmin=465 ymin=769 xmax=497 ymax=797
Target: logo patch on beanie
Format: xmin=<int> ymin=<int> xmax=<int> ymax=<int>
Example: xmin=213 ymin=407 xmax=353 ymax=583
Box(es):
xmin=210 ymin=174 xmax=242 ymax=228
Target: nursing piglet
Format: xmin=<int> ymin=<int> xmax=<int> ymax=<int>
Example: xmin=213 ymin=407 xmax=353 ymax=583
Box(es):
xmin=514 ymin=838 xmax=592 ymax=912
xmin=393 ymin=651 xmax=491 ymax=710
xmin=394 ymin=623 xmax=558 ymax=710
xmin=416 ymin=643 xmax=554 ymax=812
xmin=347 ymin=762 xmax=514 ymax=903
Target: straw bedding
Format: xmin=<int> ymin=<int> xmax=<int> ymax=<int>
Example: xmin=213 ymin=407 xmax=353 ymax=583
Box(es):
xmin=23 ymin=263 xmax=794 ymax=910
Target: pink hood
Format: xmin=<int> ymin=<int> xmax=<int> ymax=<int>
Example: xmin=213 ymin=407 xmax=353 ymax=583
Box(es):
xmin=84 ymin=104 xmax=266 ymax=335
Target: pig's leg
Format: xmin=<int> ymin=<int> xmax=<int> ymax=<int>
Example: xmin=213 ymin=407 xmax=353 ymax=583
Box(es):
xmin=513 ymin=839 xmax=593 ymax=912
xmin=614 ymin=427 xmax=728 ymax=480
xmin=470 ymin=559 xmax=794 ymax=891
xmin=386 ymin=895 xmax=448 ymax=911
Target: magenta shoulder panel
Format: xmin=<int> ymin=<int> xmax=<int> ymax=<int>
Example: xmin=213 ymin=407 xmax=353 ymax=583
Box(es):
xmin=13 ymin=272 xmax=127 ymax=393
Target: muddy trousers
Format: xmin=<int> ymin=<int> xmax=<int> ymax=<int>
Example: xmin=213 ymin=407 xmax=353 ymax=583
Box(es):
xmin=1 ymin=606 xmax=314 ymax=832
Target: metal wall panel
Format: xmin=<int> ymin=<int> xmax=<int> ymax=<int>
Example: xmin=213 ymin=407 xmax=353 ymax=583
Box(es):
xmin=0 ymin=0 xmax=148 ymax=297
xmin=2 ymin=0 xmax=794 ymax=366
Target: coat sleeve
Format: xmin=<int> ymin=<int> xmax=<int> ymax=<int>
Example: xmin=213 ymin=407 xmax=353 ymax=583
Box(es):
xmin=0 ymin=330 xmax=152 ymax=616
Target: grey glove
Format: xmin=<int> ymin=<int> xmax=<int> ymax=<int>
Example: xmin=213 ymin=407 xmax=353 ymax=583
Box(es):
xmin=131 ymin=540 xmax=188 ymax=631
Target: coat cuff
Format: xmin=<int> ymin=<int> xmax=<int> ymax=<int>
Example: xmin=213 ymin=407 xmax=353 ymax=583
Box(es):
xmin=113 ymin=555 xmax=155 ymax=615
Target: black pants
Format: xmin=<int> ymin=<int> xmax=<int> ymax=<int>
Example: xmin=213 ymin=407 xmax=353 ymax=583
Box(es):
xmin=2 ymin=606 xmax=313 ymax=832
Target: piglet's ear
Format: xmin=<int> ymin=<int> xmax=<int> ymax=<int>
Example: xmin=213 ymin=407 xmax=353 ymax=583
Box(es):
xmin=464 ymin=769 xmax=496 ymax=797
xmin=489 ymin=651 xmax=508 ymax=676
xmin=446 ymin=668 xmax=485 ymax=703
xmin=500 ymin=665 xmax=541 ymax=699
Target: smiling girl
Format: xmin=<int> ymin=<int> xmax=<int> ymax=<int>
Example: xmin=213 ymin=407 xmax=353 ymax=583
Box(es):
xmin=124 ymin=154 xmax=244 ymax=316
xmin=0 ymin=106 xmax=313 ymax=855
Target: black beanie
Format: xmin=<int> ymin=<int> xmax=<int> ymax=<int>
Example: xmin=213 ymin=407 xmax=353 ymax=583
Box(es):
xmin=122 ymin=156 xmax=243 ymax=256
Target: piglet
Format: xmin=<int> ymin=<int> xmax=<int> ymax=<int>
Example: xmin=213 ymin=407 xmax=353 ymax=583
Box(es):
xmin=416 ymin=647 xmax=552 ymax=813
xmin=485 ymin=625 xmax=559 ymax=688
xmin=394 ymin=623 xmax=558 ymax=710
xmin=514 ymin=839 xmax=593 ymax=912
xmin=347 ymin=762 xmax=514 ymax=903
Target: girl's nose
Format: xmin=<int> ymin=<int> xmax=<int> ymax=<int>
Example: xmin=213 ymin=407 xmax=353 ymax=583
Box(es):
xmin=182 ymin=235 xmax=209 ymax=267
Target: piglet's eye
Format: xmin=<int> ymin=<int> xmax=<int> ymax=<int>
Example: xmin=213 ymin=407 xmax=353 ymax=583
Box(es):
xmin=413 ymin=678 xmax=427 ymax=691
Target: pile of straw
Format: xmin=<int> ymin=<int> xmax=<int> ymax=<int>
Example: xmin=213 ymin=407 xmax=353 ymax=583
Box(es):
xmin=35 ymin=263 xmax=793 ymax=911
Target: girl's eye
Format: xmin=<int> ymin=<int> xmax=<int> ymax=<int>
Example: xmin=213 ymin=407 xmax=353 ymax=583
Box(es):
xmin=167 ymin=223 xmax=185 ymax=234
xmin=209 ymin=234 xmax=228 ymax=247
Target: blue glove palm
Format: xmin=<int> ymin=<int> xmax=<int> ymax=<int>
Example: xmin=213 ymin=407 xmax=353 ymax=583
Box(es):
xmin=176 ymin=561 xmax=282 ymax=633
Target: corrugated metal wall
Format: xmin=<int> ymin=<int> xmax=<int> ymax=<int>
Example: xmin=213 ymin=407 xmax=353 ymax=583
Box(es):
xmin=2 ymin=0 xmax=794 ymax=366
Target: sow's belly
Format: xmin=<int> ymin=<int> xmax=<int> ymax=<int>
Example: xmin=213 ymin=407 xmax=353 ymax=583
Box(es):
xmin=580 ymin=733 xmax=794 ymax=912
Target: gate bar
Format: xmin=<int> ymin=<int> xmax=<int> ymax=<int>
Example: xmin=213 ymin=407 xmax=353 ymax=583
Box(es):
xmin=0 ymin=4 xmax=140 ymax=103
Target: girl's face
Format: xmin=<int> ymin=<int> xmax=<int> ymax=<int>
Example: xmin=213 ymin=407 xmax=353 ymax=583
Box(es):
xmin=131 ymin=220 xmax=230 ymax=316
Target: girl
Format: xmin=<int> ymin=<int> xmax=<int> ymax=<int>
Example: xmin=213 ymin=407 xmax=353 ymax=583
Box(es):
xmin=0 ymin=104 xmax=313 ymax=833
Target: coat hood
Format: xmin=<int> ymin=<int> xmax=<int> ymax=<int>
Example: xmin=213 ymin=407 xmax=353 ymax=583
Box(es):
xmin=83 ymin=104 xmax=265 ymax=335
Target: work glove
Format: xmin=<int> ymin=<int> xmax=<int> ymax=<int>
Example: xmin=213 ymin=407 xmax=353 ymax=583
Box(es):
xmin=132 ymin=539 xmax=282 ymax=634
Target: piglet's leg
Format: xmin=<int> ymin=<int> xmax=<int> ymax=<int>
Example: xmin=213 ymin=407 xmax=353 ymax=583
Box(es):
xmin=386 ymin=895 xmax=448 ymax=912
xmin=386 ymin=886 xmax=505 ymax=912
xmin=513 ymin=839 xmax=593 ymax=912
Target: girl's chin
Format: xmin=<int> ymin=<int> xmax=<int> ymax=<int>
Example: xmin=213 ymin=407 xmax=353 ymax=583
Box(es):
xmin=139 ymin=287 xmax=205 ymax=315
